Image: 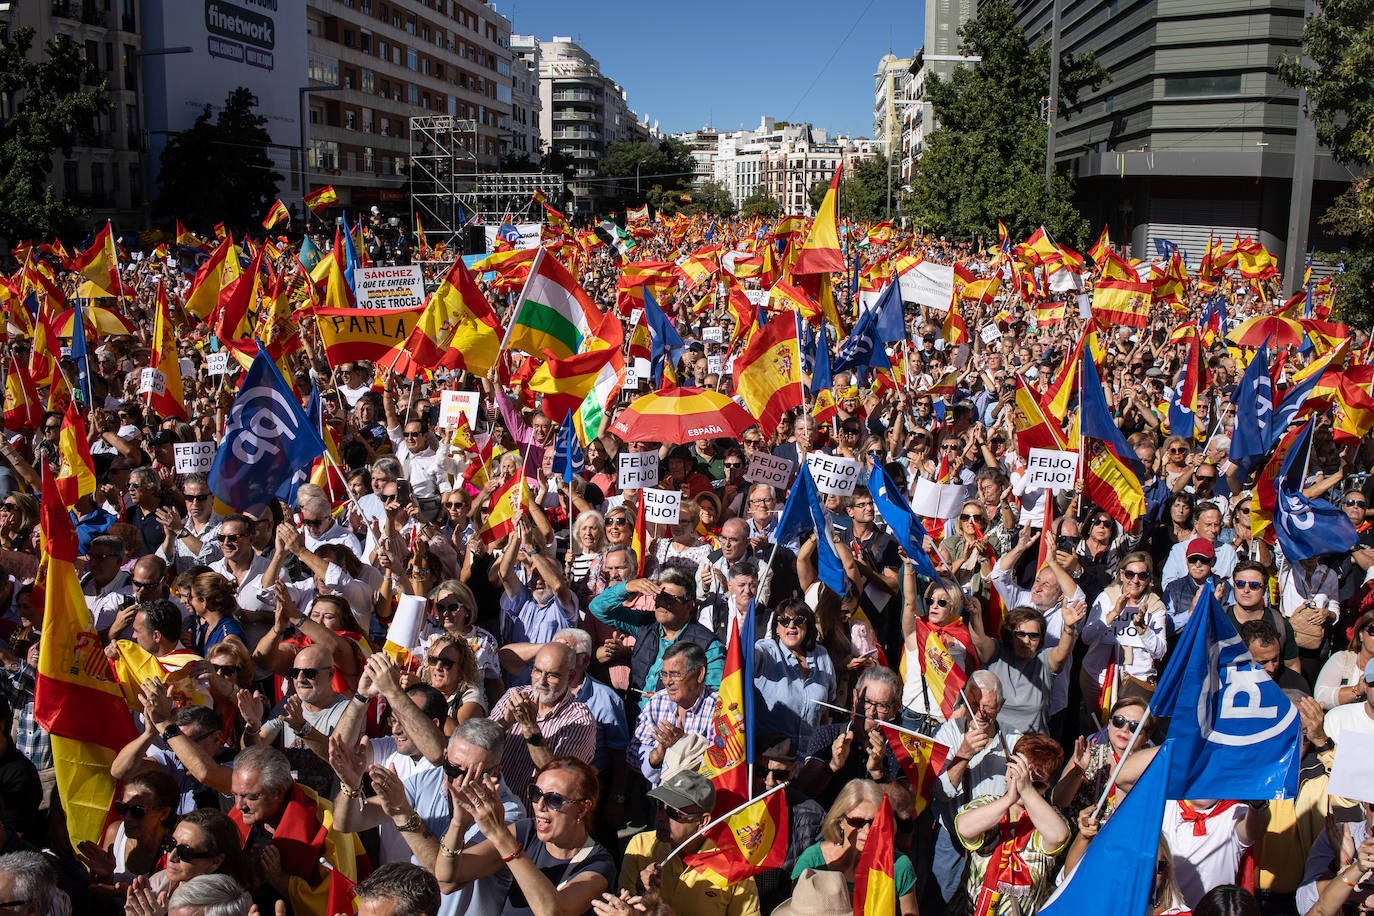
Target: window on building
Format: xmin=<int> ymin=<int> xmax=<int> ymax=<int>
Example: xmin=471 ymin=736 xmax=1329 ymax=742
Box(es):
xmin=345 ymin=111 xmax=356 ymax=130
xmin=362 ymin=69 xmax=374 ymax=92
xmin=408 ymin=84 xmax=419 ymax=104
xmin=362 ymin=109 xmax=373 ymax=132
xmin=407 ymin=48 xmax=417 ymax=70
xmin=1163 ymin=74 xmax=1241 ymax=96
xmin=125 ymin=104 xmax=138 ymax=146
xmin=364 ymin=147 xmax=376 ymax=172
xmin=90 ymin=163 xmax=105 ymax=203
xmin=360 ymin=31 xmax=372 ymax=53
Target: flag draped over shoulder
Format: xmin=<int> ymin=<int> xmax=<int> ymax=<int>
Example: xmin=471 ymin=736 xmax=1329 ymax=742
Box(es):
xmin=505 ymin=248 xmax=600 ymax=359
xmin=877 ymin=723 xmax=949 ymax=816
xmin=910 ymin=620 xmax=968 ymax=719
xmin=852 ymin=793 xmax=896 ymax=916
xmin=35 ymin=465 xmax=139 ymax=848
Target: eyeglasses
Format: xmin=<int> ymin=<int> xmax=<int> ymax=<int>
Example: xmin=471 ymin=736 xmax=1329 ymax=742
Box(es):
xmin=185 ymin=493 xmax=209 ymax=502
xmin=44 ymin=424 xmax=61 ymax=432
xmin=941 ymin=444 xmax=962 ymax=452
xmin=1120 ymin=569 xmax=1148 ymax=581
xmin=748 ymin=498 xmax=774 ymax=506
xmin=1233 ymin=579 xmax=1264 ymax=590
xmin=218 ymin=532 xmax=245 ymax=544
xmin=1236 ymin=506 xmax=1251 ymax=515
xmin=89 ymin=552 xmax=116 ymax=561
xmin=660 ymin=803 xmax=700 ymax=823
xmin=131 ymin=579 xmax=159 ymax=590
xmin=383 ymin=494 xmax=402 ymax=505
xmin=442 ymin=760 xmax=469 ymax=780
xmin=1012 ymin=629 xmax=1043 ymax=640
xmin=929 ymin=597 xmax=950 ymax=608
xmin=403 ymin=430 xmax=424 ymax=439
xmin=128 ymin=482 xmax=146 ymax=490
xmin=170 ymin=843 xmax=218 ymax=862
xmin=1195 ymin=475 xmax=1216 ymax=483
xmin=528 ymin=786 xmax=585 ymax=812
xmin=1362 ymin=623 xmax=1374 ymax=637
xmin=113 ymin=801 xmax=148 ymax=819
xmin=1167 ymin=446 xmax=1189 ymax=454
xmin=1109 ymin=715 xmax=1142 ymax=732
xmin=776 ymin=615 xmax=808 ymax=628
xmin=723 ymin=462 xmax=744 ymax=469
xmin=843 ymin=815 xmax=874 ymax=829
xmin=287 ymin=666 xmax=333 ymax=680
xmin=302 ymin=517 xmax=329 ymax=529
xmin=841 ymin=428 xmax=861 ymax=436
xmin=212 ymin=664 xmax=240 ymax=678
xmin=605 ymin=518 xmax=629 ymax=527
xmin=427 ymin=655 xmax=456 ymax=671
xmin=1345 ymin=499 xmax=1368 ymax=508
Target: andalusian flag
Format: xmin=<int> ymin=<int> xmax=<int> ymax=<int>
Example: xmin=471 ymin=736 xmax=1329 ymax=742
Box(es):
xmin=793 ymin=165 xmax=845 ymax=275
xmin=878 ymin=723 xmax=949 ymax=816
xmin=70 ymin=221 xmax=123 ymax=298
xmin=389 ymin=256 xmax=501 ymax=377
xmin=303 ymin=185 xmax=338 ymax=213
xmin=261 ymin=198 xmax=291 ymax=230
xmin=529 ymin=313 xmax=624 ymax=422
xmin=53 ymin=403 xmax=97 ymax=507
xmin=479 ymin=475 xmax=529 ymax=545
xmin=911 ymin=619 xmax=969 ymax=719
xmin=853 ymin=794 xmax=896 ymax=916
xmin=35 ymin=466 xmax=139 ymax=847
xmin=733 ymin=315 xmax=803 ymax=433
xmin=504 ymin=248 xmax=600 ymax=360
xmin=148 ymin=282 xmax=188 ymax=420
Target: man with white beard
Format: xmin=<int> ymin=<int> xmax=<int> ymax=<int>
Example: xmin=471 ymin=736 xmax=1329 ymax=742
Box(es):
xmin=488 ymin=641 xmax=596 ymax=801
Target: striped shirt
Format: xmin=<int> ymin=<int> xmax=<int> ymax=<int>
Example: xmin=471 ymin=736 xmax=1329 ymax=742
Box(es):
xmin=491 ymin=687 xmax=596 ymax=800
xmin=631 ymin=688 xmax=719 ymax=785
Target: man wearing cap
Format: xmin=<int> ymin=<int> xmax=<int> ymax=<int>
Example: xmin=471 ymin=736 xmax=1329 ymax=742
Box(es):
xmin=1163 ymin=538 xmax=1221 ymax=637
xmin=618 ymin=769 xmax=761 ymax=916
xmin=1323 ymin=659 xmax=1374 ymax=744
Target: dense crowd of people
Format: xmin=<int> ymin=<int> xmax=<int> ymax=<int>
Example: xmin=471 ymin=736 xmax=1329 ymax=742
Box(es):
xmin=0 ymin=211 xmax=1371 ymax=916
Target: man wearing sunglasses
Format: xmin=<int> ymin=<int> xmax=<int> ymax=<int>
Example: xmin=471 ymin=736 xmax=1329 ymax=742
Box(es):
xmin=249 ymin=644 xmax=350 ymax=798
xmin=155 ymin=473 xmax=221 ymax=574
xmin=618 ymin=769 xmax=763 ymax=914
xmin=1159 ymin=505 xmax=1237 ymax=591
xmin=1225 ymin=560 xmax=1301 ymax=676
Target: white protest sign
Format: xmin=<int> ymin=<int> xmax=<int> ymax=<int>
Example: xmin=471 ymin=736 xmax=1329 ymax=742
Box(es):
xmin=440 ymin=390 xmax=480 ymax=429
xmin=172 ymin=441 xmax=215 ymax=475
xmin=912 ymin=478 xmax=967 ymax=520
xmin=980 ymin=323 xmax=1002 ymax=345
xmin=806 ymin=452 xmax=862 ymax=496
xmin=898 ymin=261 xmax=955 ymax=311
xmin=702 ymin=326 xmax=724 ymax=344
xmin=706 ymin=355 xmax=723 ymax=375
xmin=746 ymin=452 xmax=794 ymax=488
xmin=1327 ymin=729 xmax=1374 ymax=804
xmin=388 ymin=594 xmax=428 ymax=654
xmin=353 ymin=265 xmax=425 ymax=310
xmin=618 ymin=451 xmax=660 ymax=489
xmin=642 ymin=488 xmax=682 ymax=525
xmin=744 ymin=289 xmax=769 ymax=307
xmin=138 ymin=368 xmax=167 ymax=396
xmin=1077 ymin=293 xmax=1092 ymax=319
xmin=1025 ymin=448 xmax=1080 ymax=492
xmin=179 ymin=357 xmax=195 ymax=380
xmin=206 ymin=352 xmax=231 ymax=376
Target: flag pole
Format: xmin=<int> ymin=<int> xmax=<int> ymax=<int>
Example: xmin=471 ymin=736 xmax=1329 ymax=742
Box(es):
xmin=811 ymin=700 xmax=934 ymax=742
xmin=1090 ymin=706 xmax=1155 ymax=821
xmin=655 ymin=782 xmax=788 ymax=868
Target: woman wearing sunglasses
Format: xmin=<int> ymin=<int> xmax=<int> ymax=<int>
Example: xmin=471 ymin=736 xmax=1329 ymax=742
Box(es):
xmin=423 ymin=579 xmax=502 ymax=705
xmin=753 ymin=599 xmax=836 ymax=747
xmin=442 ymin=757 xmax=617 ymax=915
xmin=421 ymin=632 xmax=487 ymax=728
xmin=790 ymin=779 xmax=920 ymax=916
xmin=77 ymin=770 xmax=179 ymax=899
xmin=1051 ymin=697 xmax=1152 ymax=815
xmin=900 ymin=572 xmax=981 ymax=734
xmin=940 ymin=499 xmax=997 ymax=598
xmin=1082 ymin=552 xmax=1167 ymax=711
xmin=146 ymin=809 xmax=249 ymax=900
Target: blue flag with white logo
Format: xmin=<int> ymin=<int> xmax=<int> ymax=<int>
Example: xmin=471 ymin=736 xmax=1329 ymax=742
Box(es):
xmin=775 ymin=464 xmax=847 ymax=596
xmin=1038 ymin=742 xmax=1173 ymax=916
xmin=1229 ymin=342 xmax=1272 ymax=464
xmin=1274 ymin=421 xmax=1358 ymax=562
xmin=642 ymin=287 xmax=684 ymax=387
xmin=869 ymin=463 xmax=940 ymax=581
xmin=872 ymin=279 xmax=907 ymax=344
xmin=833 ymin=302 xmax=890 ymax=373
xmin=809 ymin=319 xmax=832 ymax=396
xmin=551 ymin=413 xmax=585 ymax=484
xmin=1150 ymin=589 xmax=1300 ymax=800
xmin=208 ymin=348 xmax=326 ymax=517
xmin=70 ymin=300 xmax=93 ymax=408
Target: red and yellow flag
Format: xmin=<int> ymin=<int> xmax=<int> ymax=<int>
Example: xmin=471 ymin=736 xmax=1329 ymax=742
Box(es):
xmin=184 ymin=235 xmax=241 ymax=319
xmin=1090 ymin=278 xmax=1152 ymax=329
xmin=392 ymin=256 xmax=504 ymax=379
xmin=479 ymin=475 xmax=529 ymax=545
xmin=852 ymin=793 xmax=896 ymax=916
xmin=54 ymin=403 xmax=97 ymax=507
xmin=1011 ymin=373 xmax=1068 ymax=459
xmin=317 ymin=305 xmax=426 ymax=368
xmin=3 ymin=355 xmax=42 ymax=431
xmin=793 ymin=165 xmax=845 ymax=275
xmin=70 ymin=221 xmax=123 ymax=298
xmin=733 ymin=314 xmax=803 ymax=434
xmin=528 ymin=313 xmax=625 ymax=422
xmin=631 ymin=494 xmax=648 ymax=576
xmin=262 ymin=198 xmax=291 ymax=229
xmin=879 ymin=723 xmax=949 ymax=816
xmin=35 ymin=466 xmax=140 ymax=847
xmin=911 ymin=618 xmax=969 ymax=718
xmin=303 ymin=185 xmax=339 ymax=213
xmin=148 ymin=282 xmax=188 ymax=420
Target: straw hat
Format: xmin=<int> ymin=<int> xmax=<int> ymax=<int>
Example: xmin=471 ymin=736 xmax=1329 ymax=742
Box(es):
xmin=771 ymin=868 xmax=852 ymax=916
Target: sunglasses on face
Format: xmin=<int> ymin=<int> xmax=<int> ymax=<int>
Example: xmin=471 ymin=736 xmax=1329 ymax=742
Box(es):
xmin=114 ymin=801 xmax=148 ymax=819
xmin=1346 ymin=499 xmax=1367 ymax=508
xmin=1233 ymin=579 xmax=1264 ymax=590
xmin=287 ymin=666 xmax=332 ymax=680
xmin=218 ymin=533 xmax=245 ymax=545
xmin=185 ymin=493 xmax=209 ymax=502
xmin=723 ymin=462 xmax=743 ymax=469
xmin=1110 ymin=714 xmax=1142 ymax=732
xmin=442 ymin=760 xmax=469 ymax=780
xmin=427 ymin=655 xmax=457 ymax=671
xmin=660 ymin=803 xmax=699 ymax=823
xmin=212 ymin=664 xmax=239 ymax=678
xmin=1012 ymin=629 xmax=1043 ymax=640
xmin=1362 ymin=623 xmax=1374 ymax=637
xmin=403 ymin=431 xmax=424 ymax=439
xmin=928 ymin=597 xmax=951 ymax=608
xmin=436 ymin=601 xmax=464 ymax=615
xmin=132 ymin=579 xmax=159 ymax=590
xmin=1121 ymin=569 xmax=1148 ymax=581
xmin=170 ymin=843 xmax=218 ymax=862
xmin=1187 ymin=556 xmax=1214 ymax=566
xmin=1091 ymin=518 xmax=1113 ymax=527
xmin=843 ymin=815 xmax=874 ymax=830
xmin=528 ymin=786 xmax=584 ymax=812
xmin=959 ymin=513 xmax=982 ymax=522
xmin=776 ymin=615 xmax=808 ymax=628
xmin=605 ymin=518 xmax=629 ymax=527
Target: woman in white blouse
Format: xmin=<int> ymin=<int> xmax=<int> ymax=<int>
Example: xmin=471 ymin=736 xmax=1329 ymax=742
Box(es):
xmin=1314 ymin=608 xmax=1374 ymax=709
xmin=1081 ymin=551 xmax=1168 ymax=712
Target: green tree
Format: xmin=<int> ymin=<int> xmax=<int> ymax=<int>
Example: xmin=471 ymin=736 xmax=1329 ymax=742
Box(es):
xmin=741 ymin=185 xmax=781 ymax=220
xmin=809 ymin=156 xmax=894 ymax=221
xmin=0 ymin=28 xmax=109 ymax=245
xmin=155 ymin=87 xmax=282 ymax=231
xmin=908 ymin=0 xmax=1106 ymax=248
xmin=1277 ymin=0 xmax=1374 ymax=324
xmin=600 ymin=137 xmax=697 ymax=208
xmin=686 ymin=180 xmax=738 ymax=217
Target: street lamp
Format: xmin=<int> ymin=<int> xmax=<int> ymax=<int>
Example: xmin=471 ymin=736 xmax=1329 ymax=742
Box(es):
xmin=299 ymin=84 xmax=347 ymax=201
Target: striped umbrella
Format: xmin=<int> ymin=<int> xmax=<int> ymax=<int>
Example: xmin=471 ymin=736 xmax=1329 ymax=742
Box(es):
xmin=609 ymin=386 xmax=757 ymax=445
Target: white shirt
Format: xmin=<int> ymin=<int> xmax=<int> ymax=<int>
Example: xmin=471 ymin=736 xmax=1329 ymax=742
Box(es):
xmin=1162 ymin=800 xmax=1250 ymax=907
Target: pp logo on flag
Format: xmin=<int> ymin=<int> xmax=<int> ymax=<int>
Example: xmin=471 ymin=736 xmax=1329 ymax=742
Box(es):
xmin=1198 ymin=634 xmax=1298 ymax=746
xmin=228 ymin=386 xmax=304 ymax=463
xmin=1278 ymin=489 xmax=1316 ymax=530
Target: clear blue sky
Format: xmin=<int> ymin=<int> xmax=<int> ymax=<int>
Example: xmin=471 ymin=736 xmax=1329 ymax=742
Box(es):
xmin=492 ymin=0 xmax=924 ymax=138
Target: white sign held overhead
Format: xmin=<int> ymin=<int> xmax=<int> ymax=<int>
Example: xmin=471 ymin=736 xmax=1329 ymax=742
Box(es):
xmin=642 ymin=488 xmax=682 ymax=525
xmin=439 ymin=390 xmax=480 ymax=429
xmin=898 ymin=262 xmax=955 ymax=311
xmin=353 ymin=265 xmax=426 ymax=310
xmin=172 ymin=442 xmax=215 ymax=475
xmin=702 ymin=326 xmax=724 ymax=344
xmin=206 ymin=352 xmax=231 ymax=376
xmin=138 ymin=368 xmax=167 ymax=397
xmin=746 ymin=452 xmax=794 ymax=488
xmin=806 ymin=452 xmax=862 ymax=496
xmin=1025 ymin=448 xmax=1080 ymax=492
xmin=618 ymin=451 xmax=660 ymax=489
xmin=980 ymin=323 xmax=1002 ymax=346
xmin=912 ymin=478 xmax=967 ymax=520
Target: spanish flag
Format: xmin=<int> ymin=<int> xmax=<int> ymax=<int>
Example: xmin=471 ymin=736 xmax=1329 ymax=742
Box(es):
xmin=1088 ymin=225 xmax=1112 ymax=264
xmin=184 ymin=235 xmax=240 ymax=320
xmin=70 ymin=221 xmax=123 ymax=298
xmin=2 ymin=355 xmax=41 ymax=431
xmin=878 ymin=723 xmax=950 ymax=816
xmin=318 ymin=304 xmax=426 ymax=367
xmin=390 ymin=256 xmax=502 ymax=379
xmin=479 ymin=474 xmax=529 ymax=545
xmin=853 ymin=794 xmax=896 ymax=916
xmin=1011 ymin=373 xmax=1068 ymax=459
xmin=941 ymin=301 xmax=970 ymax=345
xmin=148 ymin=282 xmax=188 ymax=420
xmin=733 ymin=314 xmax=803 ymax=434
xmin=1090 ymin=278 xmax=1151 ymax=329
xmin=303 ymin=185 xmax=339 ymax=214
xmin=1333 ymin=373 xmax=1374 ymax=445
xmin=911 ymin=618 xmax=969 ymax=718
xmin=35 ymin=466 xmax=140 ymax=848
xmin=54 ymin=403 xmax=97 ymax=507
xmin=793 ymin=165 xmax=845 ymax=275
xmin=261 ymin=198 xmax=291 ymax=229
xmin=1074 ymin=348 xmax=1146 ymax=527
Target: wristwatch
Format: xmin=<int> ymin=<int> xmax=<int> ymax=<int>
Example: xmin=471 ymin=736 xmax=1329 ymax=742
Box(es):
xmin=160 ymin=723 xmax=182 ymax=742
xmin=524 ymin=732 xmax=544 ymax=747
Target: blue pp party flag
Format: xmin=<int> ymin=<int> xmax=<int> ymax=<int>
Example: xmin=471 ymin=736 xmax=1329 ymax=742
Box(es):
xmin=1150 ymin=588 xmax=1300 ymax=800
xmin=208 ymin=346 xmax=326 ymax=517
xmin=775 ymin=463 xmax=847 ymax=596
xmin=1273 ymin=421 xmax=1358 ymax=562
xmin=809 ymin=319 xmax=833 ymax=397
xmin=69 ymin=300 xmax=93 ymax=408
xmin=551 ymin=412 xmax=585 ymax=484
xmin=1229 ymin=340 xmax=1272 ymax=464
xmin=869 ymin=463 xmax=940 ymax=581
xmin=833 ymin=301 xmax=890 ymax=373
xmin=1039 ymin=742 xmax=1173 ymax=916
xmin=872 ymin=279 xmax=907 ymax=345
